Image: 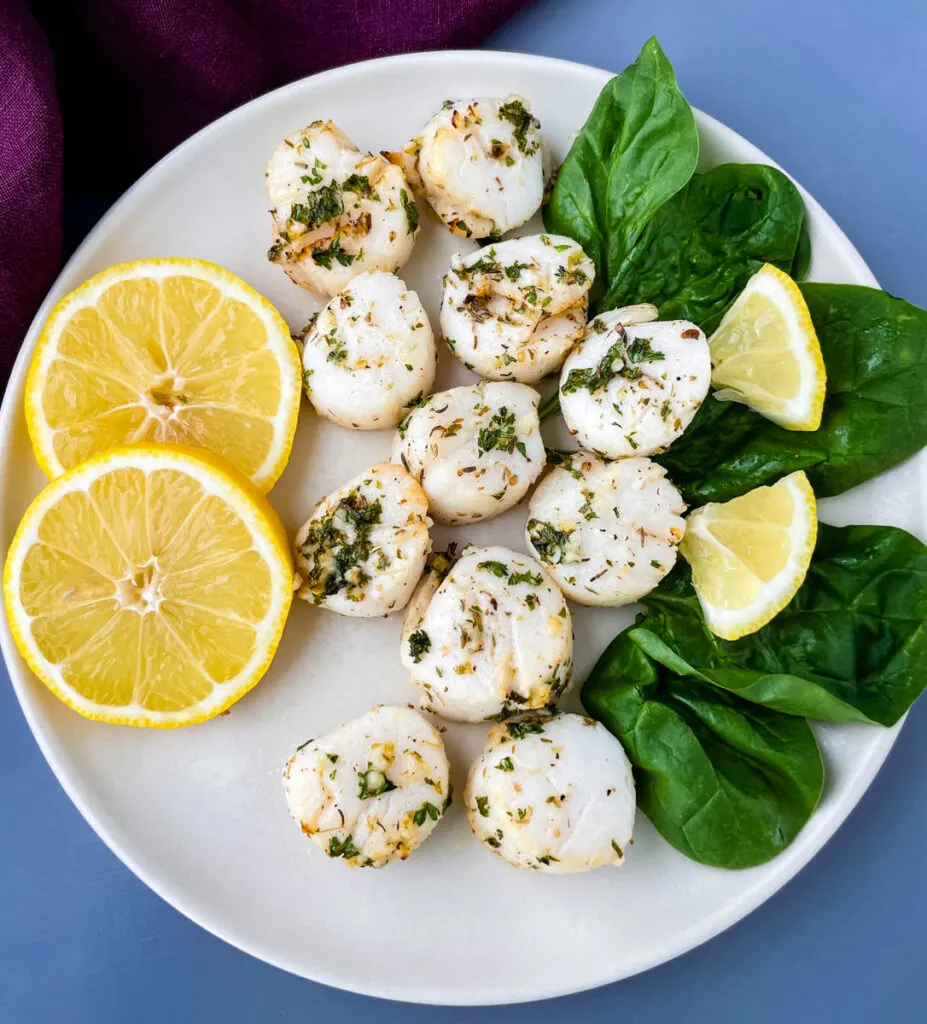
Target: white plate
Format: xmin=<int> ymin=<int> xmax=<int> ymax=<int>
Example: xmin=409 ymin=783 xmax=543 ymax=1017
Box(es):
xmin=2 ymin=50 xmax=924 ymax=1006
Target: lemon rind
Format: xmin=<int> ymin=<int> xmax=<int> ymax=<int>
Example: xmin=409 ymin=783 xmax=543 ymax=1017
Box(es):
xmin=681 ymin=471 xmax=817 ymax=641
xmin=709 ymin=263 xmax=827 ymax=432
xmin=24 ymin=258 xmax=302 ymax=492
xmin=3 ymin=443 xmax=293 ymax=728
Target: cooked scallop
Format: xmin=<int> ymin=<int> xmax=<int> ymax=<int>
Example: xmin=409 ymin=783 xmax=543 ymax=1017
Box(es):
xmin=284 ymin=705 xmax=450 ymax=868
xmin=400 ymin=545 xmax=458 ymax=650
xmin=266 ymin=120 xmax=419 ymax=295
xmin=465 ymin=711 xmax=636 ymax=873
xmin=440 ymin=235 xmax=594 ymax=383
xmin=526 ymin=454 xmax=686 ymax=605
xmin=400 ymin=545 xmax=573 ymax=723
xmin=559 ymin=311 xmax=711 ymax=458
xmin=293 ymin=462 xmax=431 ymax=616
xmin=391 ymin=381 xmax=545 ymax=524
xmin=301 ymin=271 xmax=435 ymax=429
xmin=386 ymin=96 xmax=545 ymax=240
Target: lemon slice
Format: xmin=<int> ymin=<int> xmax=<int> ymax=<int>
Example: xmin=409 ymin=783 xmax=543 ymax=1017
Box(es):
xmin=4 ymin=444 xmax=293 ymax=727
xmin=679 ymin=471 xmax=817 ymax=640
xmin=709 ymin=263 xmax=826 ymax=430
xmin=25 ymin=259 xmax=301 ymax=492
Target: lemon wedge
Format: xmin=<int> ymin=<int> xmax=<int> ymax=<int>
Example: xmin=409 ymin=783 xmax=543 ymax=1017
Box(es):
xmin=709 ymin=263 xmax=826 ymax=430
xmin=4 ymin=444 xmax=293 ymax=727
xmin=679 ymin=471 xmax=817 ymax=640
xmin=25 ymin=259 xmax=301 ymax=492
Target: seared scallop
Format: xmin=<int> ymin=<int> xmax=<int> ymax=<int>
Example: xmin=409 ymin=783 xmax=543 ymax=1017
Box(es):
xmin=266 ymin=120 xmax=419 ymax=295
xmin=465 ymin=711 xmax=635 ymax=873
xmin=440 ymin=235 xmax=594 ymax=383
xmin=391 ymin=381 xmax=545 ymax=524
xmin=386 ymin=96 xmax=545 ymax=240
xmin=526 ymin=454 xmax=686 ymax=605
xmin=400 ymin=545 xmax=572 ymax=722
xmin=284 ymin=705 xmax=450 ymax=868
xmin=293 ymin=462 xmax=430 ymax=616
xmin=400 ymin=544 xmax=458 ymax=648
xmin=559 ymin=311 xmax=711 ymax=458
xmin=301 ymin=271 xmax=435 ymax=429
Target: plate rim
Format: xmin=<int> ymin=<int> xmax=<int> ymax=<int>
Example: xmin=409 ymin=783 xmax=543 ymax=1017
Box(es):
xmin=0 ymin=47 xmax=901 ymax=1006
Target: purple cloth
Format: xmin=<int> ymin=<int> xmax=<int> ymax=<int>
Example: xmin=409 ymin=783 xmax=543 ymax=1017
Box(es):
xmin=0 ymin=0 xmax=530 ymax=376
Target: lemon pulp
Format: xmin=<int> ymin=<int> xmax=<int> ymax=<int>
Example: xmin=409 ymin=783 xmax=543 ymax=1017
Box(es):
xmin=680 ymin=471 xmax=817 ymax=640
xmin=4 ymin=444 xmax=293 ymax=727
xmin=26 ymin=260 xmax=301 ymax=491
xmin=709 ymin=263 xmax=826 ymax=431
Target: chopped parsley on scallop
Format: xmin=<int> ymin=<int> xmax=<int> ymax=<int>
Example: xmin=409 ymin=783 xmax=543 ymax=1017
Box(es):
xmin=559 ymin=309 xmax=711 ymax=458
xmin=266 ymin=120 xmax=419 ymax=295
xmin=385 ymin=96 xmax=546 ymax=241
xmin=390 ymin=381 xmax=545 ymax=524
xmin=293 ymin=462 xmax=431 ymax=616
xmin=526 ymin=454 xmax=686 ymax=606
xmin=465 ymin=711 xmax=635 ymax=873
xmin=284 ymin=705 xmax=450 ymax=868
xmin=400 ymin=545 xmax=573 ymax=722
xmin=301 ymin=270 xmax=436 ymax=430
xmin=440 ymin=234 xmax=595 ymax=383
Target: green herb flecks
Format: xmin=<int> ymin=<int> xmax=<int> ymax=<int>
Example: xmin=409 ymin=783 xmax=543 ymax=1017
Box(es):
xmin=506 ymin=718 xmax=546 ymax=740
xmin=527 ymin=519 xmax=572 ymax=564
xmin=556 ymin=264 xmax=589 ymax=287
xmin=508 ymin=570 xmax=543 ymax=586
xmin=626 ymin=336 xmax=664 ymax=364
xmin=298 ymin=490 xmax=383 ymax=602
xmin=477 ymin=561 xmax=542 ymax=587
xmin=357 ymin=767 xmax=397 ymax=800
xmin=400 ymin=188 xmax=419 ymax=234
xmin=465 ymin=254 xmax=502 ymax=276
xmin=324 ymin=330 xmax=347 ymax=365
xmin=328 ymin=834 xmax=359 ymax=859
xmin=412 ymin=802 xmax=442 ymax=827
xmin=408 ymin=629 xmax=431 ymax=664
xmin=291 ymin=183 xmax=343 ymax=232
xmin=498 ymin=99 xmax=539 ymax=155
xmin=579 ymin=489 xmax=598 ymax=520
xmin=504 ymin=260 xmax=532 ymax=280
xmin=342 ymin=173 xmax=372 ymax=196
xmin=300 ymin=157 xmax=326 ymax=185
xmin=561 ymin=337 xmax=627 ymax=394
xmin=477 ymin=406 xmax=520 ymax=456
xmin=311 ymin=235 xmax=355 ymax=270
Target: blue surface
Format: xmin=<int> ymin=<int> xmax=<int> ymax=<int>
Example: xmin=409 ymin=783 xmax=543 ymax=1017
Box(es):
xmin=3 ymin=0 xmax=926 ymax=1021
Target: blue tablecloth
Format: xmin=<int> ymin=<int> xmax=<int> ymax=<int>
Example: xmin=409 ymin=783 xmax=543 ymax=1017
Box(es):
xmin=3 ymin=0 xmax=925 ymax=1020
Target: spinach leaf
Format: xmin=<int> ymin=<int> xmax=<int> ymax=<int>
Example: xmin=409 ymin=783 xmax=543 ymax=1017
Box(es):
xmin=657 ymin=284 xmax=927 ymax=503
xmin=655 ymin=389 xmax=826 ymax=505
xmin=800 ymin=284 xmax=927 ymax=494
xmin=543 ymin=36 xmax=698 ymax=303
xmin=790 ymin=213 xmax=812 ymax=281
xmin=625 ymin=524 xmax=927 ymax=726
xmin=601 ymin=163 xmax=807 ymax=330
xmin=582 ymin=630 xmax=823 ymax=869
